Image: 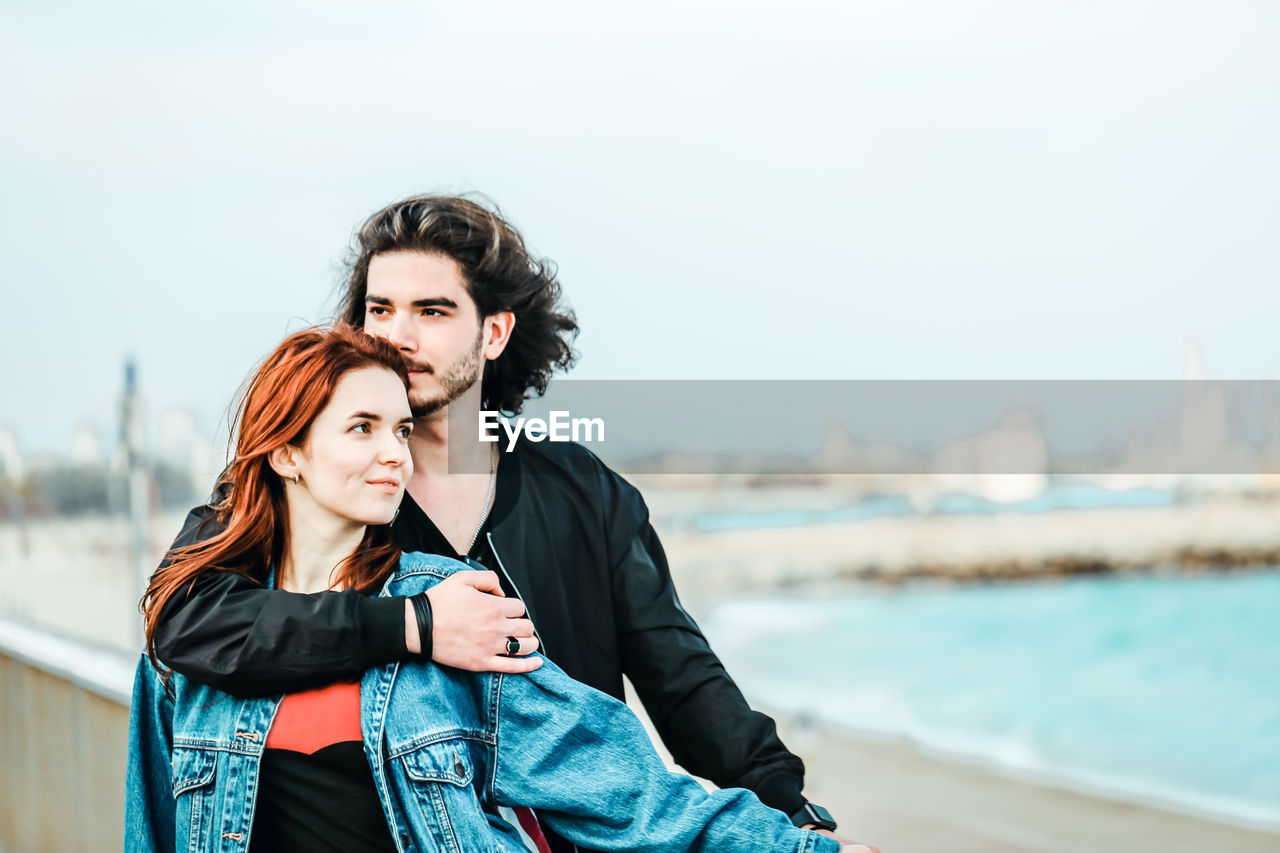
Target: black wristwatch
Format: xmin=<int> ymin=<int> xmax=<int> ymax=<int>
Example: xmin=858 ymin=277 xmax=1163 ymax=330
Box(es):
xmin=789 ymin=802 xmax=837 ymax=832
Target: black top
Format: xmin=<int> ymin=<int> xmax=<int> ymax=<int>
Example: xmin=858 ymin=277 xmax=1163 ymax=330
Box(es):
xmin=250 ymin=679 xmax=394 ymax=853
xmin=151 ymin=439 xmax=808 ymax=827
xmin=251 ymin=743 xmax=395 ymax=853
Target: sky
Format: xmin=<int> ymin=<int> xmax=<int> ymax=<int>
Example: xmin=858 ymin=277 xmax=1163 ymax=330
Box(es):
xmin=2 ymin=1 xmax=1278 ymax=455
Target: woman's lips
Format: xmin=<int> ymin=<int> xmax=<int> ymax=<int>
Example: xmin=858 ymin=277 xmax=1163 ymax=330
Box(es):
xmin=367 ymin=479 xmax=401 ymax=494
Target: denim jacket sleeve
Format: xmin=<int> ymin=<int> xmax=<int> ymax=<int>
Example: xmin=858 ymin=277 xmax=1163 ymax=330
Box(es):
xmin=124 ymin=656 xmax=176 ymax=853
xmin=490 ymin=659 xmax=839 ymax=853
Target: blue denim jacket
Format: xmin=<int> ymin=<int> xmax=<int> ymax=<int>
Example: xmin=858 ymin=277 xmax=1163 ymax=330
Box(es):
xmin=125 ymin=552 xmax=838 ymax=853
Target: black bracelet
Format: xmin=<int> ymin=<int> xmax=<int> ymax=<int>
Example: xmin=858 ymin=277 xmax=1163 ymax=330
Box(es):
xmin=408 ymin=592 xmax=434 ymax=661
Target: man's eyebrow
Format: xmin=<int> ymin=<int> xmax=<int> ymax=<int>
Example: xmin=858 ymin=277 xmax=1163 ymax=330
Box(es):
xmin=363 ymin=294 xmax=459 ymax=310
xmin=411 ymin=297 xmax=457 ymax=310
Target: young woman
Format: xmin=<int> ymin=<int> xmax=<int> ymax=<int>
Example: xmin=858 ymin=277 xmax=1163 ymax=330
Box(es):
xmin=125 ymin=326 xmax=863 ymax=853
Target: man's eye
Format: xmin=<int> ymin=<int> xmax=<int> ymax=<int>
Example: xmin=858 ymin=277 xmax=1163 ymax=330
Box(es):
xmin=367 ymin=306 xmax=389 ymax=316
xmin=420 ymin=308 xmax=442 ymax=317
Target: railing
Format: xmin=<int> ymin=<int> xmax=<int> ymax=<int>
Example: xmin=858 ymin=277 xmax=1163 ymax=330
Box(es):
xmin=0 ymin=618 xmax=135 ymax=853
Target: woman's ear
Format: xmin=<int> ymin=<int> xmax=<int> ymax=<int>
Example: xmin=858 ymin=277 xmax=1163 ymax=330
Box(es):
xmin=268 ymin=445 xmax=300 ymax=483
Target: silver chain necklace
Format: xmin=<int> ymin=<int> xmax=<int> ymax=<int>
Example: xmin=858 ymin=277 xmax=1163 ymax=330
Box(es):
xmin=466 ymin=443 xmax=497 ymax=557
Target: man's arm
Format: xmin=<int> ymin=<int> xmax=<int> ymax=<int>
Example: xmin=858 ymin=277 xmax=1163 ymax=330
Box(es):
xmin=152 ymin=506 xmax=539 ymax=696
xmin=602 ymin=477 xmax=809 ymax=816
xmin=151 ymin=507 xmax=408 ymax=695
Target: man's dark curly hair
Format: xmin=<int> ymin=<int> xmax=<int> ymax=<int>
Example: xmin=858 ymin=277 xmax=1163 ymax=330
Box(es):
xmin=337 ymin=194 xmax=578 ymax=414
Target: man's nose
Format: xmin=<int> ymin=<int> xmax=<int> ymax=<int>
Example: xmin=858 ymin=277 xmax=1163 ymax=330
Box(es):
xmin=384 ymin=313 xmax=416 ymax=353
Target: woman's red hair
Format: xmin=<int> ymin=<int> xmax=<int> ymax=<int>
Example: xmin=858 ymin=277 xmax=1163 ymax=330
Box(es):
xmin=141 ymin=325 xmax=410 ymax=672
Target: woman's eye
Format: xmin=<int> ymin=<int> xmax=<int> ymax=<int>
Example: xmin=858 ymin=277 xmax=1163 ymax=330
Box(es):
xmin=352 ymin=423 xmax=370 ymax=434
xmin=396 ymin=426 xmax=413 ymax=439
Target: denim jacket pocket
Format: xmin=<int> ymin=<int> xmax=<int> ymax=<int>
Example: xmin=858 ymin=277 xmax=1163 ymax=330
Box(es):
xmin=398 ymin=738 xmax=494 ymax=853
xmin=171 ymin=747 xmax=218 ymax=853
xmin=402 ymin=740 xmax=474 ymax=787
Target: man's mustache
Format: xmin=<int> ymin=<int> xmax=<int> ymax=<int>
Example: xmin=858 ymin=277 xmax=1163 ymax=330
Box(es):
xmin=405 ymin=362 xmax=434 ymax=374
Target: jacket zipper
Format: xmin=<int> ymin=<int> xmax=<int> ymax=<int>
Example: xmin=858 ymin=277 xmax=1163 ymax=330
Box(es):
xmin=485 ymin=531 xmax=547 ymax=658
xmin=486 ymin=533 xmax=578 ymax=853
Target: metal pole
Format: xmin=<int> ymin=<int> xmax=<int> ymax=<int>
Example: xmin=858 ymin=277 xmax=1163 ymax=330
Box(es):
xmin=122 ymin=359 xmax=149 ymax=652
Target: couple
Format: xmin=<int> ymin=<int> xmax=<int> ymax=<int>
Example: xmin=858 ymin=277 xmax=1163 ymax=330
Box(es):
xmin=126 ymin=194 xmax=878 ymax=852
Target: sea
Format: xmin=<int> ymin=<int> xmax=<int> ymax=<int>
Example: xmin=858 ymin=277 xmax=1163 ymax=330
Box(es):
xmin=703 ymin=570 xmax=1280 ymax=830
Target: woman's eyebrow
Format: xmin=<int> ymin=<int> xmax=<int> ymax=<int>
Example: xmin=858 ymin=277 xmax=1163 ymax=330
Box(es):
xmin=347 ymin=411 xmax=384 ymax=421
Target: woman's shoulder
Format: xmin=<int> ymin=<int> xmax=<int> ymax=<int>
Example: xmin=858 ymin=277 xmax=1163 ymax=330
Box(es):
xmin=384 ymin=552 xmax=473 ymax=595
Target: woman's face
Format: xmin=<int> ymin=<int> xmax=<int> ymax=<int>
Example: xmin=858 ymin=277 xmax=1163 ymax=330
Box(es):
xmin=291 ymin=366 xmax=414 ymax=526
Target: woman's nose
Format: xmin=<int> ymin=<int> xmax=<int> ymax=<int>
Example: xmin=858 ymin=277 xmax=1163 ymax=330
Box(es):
xmin=379 ymin=438 xmax=410 ymax=465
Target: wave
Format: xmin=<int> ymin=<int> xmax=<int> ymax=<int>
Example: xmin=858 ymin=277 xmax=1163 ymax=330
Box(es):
xmin=757 ymin=679 xmax=1280 ymax=832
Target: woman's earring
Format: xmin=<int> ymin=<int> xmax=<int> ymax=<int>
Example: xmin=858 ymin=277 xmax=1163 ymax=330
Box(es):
xmin=292 ymin=472 xmax=300 ymax=485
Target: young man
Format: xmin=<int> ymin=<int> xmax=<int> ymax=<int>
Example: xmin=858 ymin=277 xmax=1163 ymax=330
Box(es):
xmin=153 ymin=194 xmax=850 ymax=850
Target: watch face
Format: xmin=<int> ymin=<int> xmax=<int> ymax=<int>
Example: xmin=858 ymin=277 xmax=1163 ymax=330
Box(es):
xmin=792 ymin=802 xmax=837 ymax=830
xmin=805 ymin=803 xmax=836 ymax=829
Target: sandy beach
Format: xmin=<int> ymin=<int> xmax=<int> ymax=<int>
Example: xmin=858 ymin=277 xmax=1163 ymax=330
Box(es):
xmin=775 ymin=714 xmax=1280 ymax=853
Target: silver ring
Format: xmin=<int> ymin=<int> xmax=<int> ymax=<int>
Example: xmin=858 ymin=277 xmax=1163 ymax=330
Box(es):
xmin=505 ymin=636 xmax=521 ymax=655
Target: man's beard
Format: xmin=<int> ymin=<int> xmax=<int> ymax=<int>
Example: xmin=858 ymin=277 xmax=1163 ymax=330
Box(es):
xmin=407 ymin=329 xmax=485 ymax=417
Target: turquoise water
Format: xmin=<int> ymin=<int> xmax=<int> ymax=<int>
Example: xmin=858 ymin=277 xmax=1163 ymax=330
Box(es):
xmin=704 ymin=572 xmax=1280 ymax=827
xmin=694 ymin=483 xmax=1176 ymax=532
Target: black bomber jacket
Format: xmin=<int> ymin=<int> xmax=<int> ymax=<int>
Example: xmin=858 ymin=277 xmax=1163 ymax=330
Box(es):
xmin=151 ymin=439 xmax=808 ymax=818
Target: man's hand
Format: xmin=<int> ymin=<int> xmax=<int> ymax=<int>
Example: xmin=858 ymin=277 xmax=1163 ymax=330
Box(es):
xmin=418 ymin=570 xmax=541 ymax=673
xmin=813 ymin=828 xmax=880 ymax=852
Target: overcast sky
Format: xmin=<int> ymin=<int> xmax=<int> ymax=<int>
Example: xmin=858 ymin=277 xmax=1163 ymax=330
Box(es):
xmin=2 ymin=1 xmax=1278 ymax=455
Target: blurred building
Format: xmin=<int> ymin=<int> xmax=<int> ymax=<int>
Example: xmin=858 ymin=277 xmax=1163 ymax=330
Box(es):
xmin=69 ymin=423 xmax=105 ymax=468
xmin=156 ymin=407 xmax=217 ymax=501
xmin=933 ymin=410 xmax=1049 ymax=503
xmin=1179 ymin=339 xmax=1228 ymax=471
xmin=0 ymin=427 xmax=21 ymax=482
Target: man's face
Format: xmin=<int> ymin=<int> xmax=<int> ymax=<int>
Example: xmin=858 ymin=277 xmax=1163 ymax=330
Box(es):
xmin=363 ymin=251 xmax=486 ymax=417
